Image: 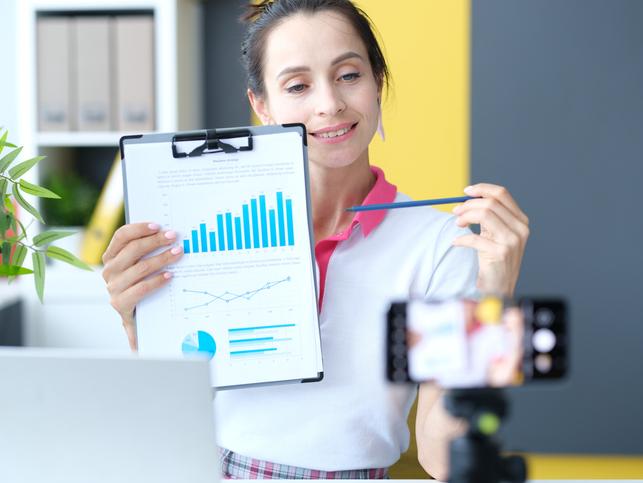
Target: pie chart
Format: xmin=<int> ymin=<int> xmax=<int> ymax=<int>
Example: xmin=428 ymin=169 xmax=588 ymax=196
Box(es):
xmin=181 ymin=330 xmax=217 ymax=360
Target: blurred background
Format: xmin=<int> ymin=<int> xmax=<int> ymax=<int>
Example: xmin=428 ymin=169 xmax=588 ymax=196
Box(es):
xmin=1 ymin=0 xmax=642 ymax=479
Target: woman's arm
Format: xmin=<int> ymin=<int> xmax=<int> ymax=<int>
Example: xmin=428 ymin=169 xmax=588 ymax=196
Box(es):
xmin=416 ymin=184 xmax=530 ymax=479
xmin=416 ymin=383 xmax=466 ymax=480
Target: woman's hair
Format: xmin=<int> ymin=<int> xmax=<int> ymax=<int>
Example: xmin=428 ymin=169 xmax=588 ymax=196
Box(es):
xmin=240 ymin=0 xmax=390 ymax=98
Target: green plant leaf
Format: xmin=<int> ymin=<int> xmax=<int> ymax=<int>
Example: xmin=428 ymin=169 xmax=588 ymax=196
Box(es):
xmin=0 ymin=130 xmax=7 ymax=155
xmin=34 ymin=230 xmax=76 ymax=247
xmin=32 ymin=251 xmax=46 ymax=302
xmin=0 ymin=264 xmax=33 ymax=277
xmin=7 ymin=243 xmax=28 ymax=282
xmin=19 ymin=179 xmax=61 ymax=199
xmin=1 ymin=242 xmax=10 ymax=265
xmin=46 ymin=245 xmax=92 ymax=271
xmin=0 ymin=211 xmax=10 ymax=234
xmin=9 ymin=156 xmax=46 ymax=180
xmin=0 ymin=178 xmax=7 ymax=197
xmin=0 ymin=146 xmax=23 ymax=173
xmin=12 ymin=183 xmax=44 ymax=224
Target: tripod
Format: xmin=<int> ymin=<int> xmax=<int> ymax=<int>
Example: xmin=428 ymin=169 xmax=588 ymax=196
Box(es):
xmin=445 ymin=388 xmax=527 ymax=483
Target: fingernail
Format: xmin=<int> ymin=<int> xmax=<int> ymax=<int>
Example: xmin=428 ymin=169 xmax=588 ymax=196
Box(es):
xmin=148 ymin=223 xmax=160 ymax=230
xmin=163 ymin=272 xmax=172 ymax=280
xmin=170 ymin=246 xmax=182 ymax=255
xmin=452 ymin=205 xmax=462 ymax=214
xmin=164 ymin=230 xmax=177 ymax=240
xmin=464 ymin=185 xmax=474 ymax=195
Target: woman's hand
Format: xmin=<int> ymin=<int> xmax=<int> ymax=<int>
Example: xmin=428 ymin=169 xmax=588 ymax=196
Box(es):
xmin=452 ymin=184 xmax=529 ymax=296
xmin=101 ymin=223 xmax=183 ymax=350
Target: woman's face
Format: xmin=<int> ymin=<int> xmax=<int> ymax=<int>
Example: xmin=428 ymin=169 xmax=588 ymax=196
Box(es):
xmin=250 ymin=11 xmax=381 ymax=169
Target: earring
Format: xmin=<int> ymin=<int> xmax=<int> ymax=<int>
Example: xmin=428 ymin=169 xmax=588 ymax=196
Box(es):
xmin=377 ymin=102 xmax=385 ymax=141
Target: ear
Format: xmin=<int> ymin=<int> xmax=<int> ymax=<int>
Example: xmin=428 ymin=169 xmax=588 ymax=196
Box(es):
xmin=248 ymin=89 xmax=274 ymax=125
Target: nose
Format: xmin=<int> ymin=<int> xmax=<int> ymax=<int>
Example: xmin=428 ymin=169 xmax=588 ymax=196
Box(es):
xmin=314 ymin=83 xmax=346 ymax=117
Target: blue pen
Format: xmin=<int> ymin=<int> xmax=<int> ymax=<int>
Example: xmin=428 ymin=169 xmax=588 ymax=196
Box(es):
xmin=346 ymin=195 xmax=478 ymax=212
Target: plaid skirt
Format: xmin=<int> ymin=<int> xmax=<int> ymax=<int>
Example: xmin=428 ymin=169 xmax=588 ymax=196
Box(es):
xmin=218 ymin=448 xmax=389 ymax=479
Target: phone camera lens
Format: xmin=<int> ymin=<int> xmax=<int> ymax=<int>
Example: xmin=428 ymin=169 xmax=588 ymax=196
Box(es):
xmin=535 ymin=308 xmax=555 ymax=327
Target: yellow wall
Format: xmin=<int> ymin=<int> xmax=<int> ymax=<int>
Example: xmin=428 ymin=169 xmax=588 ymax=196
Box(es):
xmin=356 ymin=0 xmax=470 ymax=205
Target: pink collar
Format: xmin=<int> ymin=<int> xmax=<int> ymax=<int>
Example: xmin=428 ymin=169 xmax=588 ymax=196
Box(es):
xmin=324 ymin=165 xmax=397 ymax=241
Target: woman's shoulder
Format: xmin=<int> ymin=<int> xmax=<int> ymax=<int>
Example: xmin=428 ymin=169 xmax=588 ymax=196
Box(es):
xmin=385 ymin=191 xmax=467 ymax=238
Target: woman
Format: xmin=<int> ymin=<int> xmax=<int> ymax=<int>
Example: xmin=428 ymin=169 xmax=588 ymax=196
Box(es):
xmin=102 ymin=0 xmax=529 ymax=479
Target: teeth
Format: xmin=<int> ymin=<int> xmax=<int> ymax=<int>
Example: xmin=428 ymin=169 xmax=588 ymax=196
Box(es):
xmin=317 ymin=126 xmax=350 ymax=138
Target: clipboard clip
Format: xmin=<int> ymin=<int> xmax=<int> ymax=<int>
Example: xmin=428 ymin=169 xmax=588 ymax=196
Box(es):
xmin=171 ymin=129 xmax=254 ymax=158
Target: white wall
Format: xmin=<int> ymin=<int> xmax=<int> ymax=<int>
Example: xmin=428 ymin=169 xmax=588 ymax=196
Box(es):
xmin=0 ymin=0 xmax=18 ymax=136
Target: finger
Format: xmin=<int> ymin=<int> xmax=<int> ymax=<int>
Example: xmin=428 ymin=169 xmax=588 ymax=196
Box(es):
xmin=453 ymin=198 xmax=529 ymax=241
xmin=454 ymin=209 xmax=517 ymax=245
xmin=452 ymin=233 xmax=504 ymax=256
xmin=102 ymin=222 xmax=161 ymax=263
xmin=106 ymin=229 xmax=178 ymax=276
xmin=464 ymin=183 xmax=528 ymax=225
xmin=109 ymin=245 xmax=183 ymax=295
xmin=110 ymin=271 xmax=173 ymax=317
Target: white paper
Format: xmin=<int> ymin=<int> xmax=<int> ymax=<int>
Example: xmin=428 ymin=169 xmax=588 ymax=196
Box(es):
xmin=123 ymin=131 xmax=323 ymax=388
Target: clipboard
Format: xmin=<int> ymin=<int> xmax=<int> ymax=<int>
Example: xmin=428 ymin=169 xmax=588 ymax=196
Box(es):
xmin=120 ymin=124 xmax=323 ymax=389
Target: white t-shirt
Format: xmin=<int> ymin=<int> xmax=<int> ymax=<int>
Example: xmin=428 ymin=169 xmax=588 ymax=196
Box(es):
xmin=215 ymin=167 xmax=478 ymax=470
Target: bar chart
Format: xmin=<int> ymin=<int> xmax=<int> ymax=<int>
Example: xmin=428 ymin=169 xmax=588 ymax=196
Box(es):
xmin=182 ymin=191 xmax=295 ymax=254
xmin=227 ymin=323 xmax=297 ymax=359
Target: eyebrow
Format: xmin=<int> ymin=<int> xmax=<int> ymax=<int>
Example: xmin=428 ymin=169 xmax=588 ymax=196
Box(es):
xmin=276 ymin=51 xmax=365 ymax=79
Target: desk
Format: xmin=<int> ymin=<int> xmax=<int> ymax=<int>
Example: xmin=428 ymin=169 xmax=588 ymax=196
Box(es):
xmin=231 ymin=480 xmax=643 ymax=482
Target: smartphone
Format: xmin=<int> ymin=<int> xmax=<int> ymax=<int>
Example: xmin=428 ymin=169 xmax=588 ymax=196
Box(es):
xmin=386 ymin=296 xmax=567 ymax=387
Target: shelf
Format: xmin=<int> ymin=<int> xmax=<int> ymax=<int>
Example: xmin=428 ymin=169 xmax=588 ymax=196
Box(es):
xmin=37 ymin=131 xmax=129 ymax=147
xmin=16 ymin=0 xmax=203 ymax=349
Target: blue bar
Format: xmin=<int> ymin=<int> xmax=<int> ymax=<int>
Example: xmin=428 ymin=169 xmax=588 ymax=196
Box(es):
xmin=277 ymin=192 xmax=286 ymax=246
xmin=269 ymin=209 xmax=277 ymax=247
xmin=209 ymin=231 xmax=216 ymax=252
xmin=191 ymin=229 xmax=199 ymax=253
xmin=229 ymin=337 xmax=274 ymax=344
xmin=242 ymin=204 xmax=251 ymax=249
xmin=251 ymin=199 xmax=259 ymax=248
xmin=259 ymin=195 xmax=268 ymax=248
xmin=234 ymin=217 xmax=242 ymax=249
xmin=183 ymin=239 xmax=191 ymax=254
xmin=200 ymin=223 xmax=207 ymax=252
xmin=285 ymin=199 xmax=294 ymax=246
xmin=230 ymin=348 xmax=278 ymax=356
xmin=226 ymin=213 xmax=234 ymax=250
xmin=229 ymin=323 xmax=296 ymax=333
xmin=217 ymin=214 xmax=225 ymax=251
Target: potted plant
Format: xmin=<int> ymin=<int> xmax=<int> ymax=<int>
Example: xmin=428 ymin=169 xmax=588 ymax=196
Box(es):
xmin=0 ymin=127 xmax=91 ymax=302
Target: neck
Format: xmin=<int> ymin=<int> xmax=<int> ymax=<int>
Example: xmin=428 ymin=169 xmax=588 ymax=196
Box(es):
xmin=309 ymin=155 xmax=376 ymax=242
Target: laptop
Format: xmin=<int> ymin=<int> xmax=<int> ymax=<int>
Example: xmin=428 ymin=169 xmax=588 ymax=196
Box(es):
xmin=0 ymin=348 xmax=220 ymax=483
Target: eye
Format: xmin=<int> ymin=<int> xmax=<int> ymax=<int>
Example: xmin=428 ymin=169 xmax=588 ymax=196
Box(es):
xmin=286 ymin=83 xmax=306 ymax=94
xmin=339 ymin=72 xmax=361 ymax=82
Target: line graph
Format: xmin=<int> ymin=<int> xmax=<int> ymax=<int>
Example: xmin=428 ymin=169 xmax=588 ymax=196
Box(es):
xmin=182 ymin=276 xmax=291 ymax=311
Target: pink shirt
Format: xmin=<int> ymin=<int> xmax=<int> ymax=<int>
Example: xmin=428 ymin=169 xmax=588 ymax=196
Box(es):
xmin=315 ymin=165 xmax=397 ymax=311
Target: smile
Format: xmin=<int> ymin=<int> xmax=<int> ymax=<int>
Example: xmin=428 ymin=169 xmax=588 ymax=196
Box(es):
xmin=317 ymin=126 xmax=351 ymax=138
xmin=310 ymin=123 xmax=358 ymax=143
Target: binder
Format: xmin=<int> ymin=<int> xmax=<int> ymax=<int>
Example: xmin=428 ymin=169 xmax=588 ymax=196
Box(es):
xmin=80 ymin=152 xmax=124 ymax=265
xmin=74 ymin=16 xmax=112 ymax=131
xmin=120 ymin=125 xmax=323 ymax=389
xmin=37 ymin=17 xmax=72 ymax=131
xmin=114 ymin=15 xmax=155 ymax=132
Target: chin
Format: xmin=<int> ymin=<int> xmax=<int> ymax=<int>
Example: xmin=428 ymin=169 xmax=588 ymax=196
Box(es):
xmin=308 ymin=146 xmax=368 ymax=170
